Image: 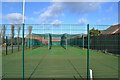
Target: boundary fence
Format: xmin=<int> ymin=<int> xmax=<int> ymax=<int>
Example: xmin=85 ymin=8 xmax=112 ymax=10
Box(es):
xmin=67 ymin=33 xmax=120 ymax=55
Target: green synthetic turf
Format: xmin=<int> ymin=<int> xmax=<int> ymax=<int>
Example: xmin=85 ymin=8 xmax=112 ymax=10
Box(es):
xmin=2 ymin=46 xmax=118 ymax=79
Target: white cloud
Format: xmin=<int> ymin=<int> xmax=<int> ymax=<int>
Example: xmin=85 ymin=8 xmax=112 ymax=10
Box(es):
xmin=26 ymin=17 xmax=35 ymax=21
xmin=96 ymin=17 xmax=113 ymax=23
xmin=112 ymin=22 xmax=118 ymax=25
xmin=39 ymin=2 xmax=101 ymax=23
xmin=0 ymin=14 xmax=2 ymax=19
xmin=106 ymin=6 xmax=113 ymax=12
xmin=4 ymin=13 xmax=23 ymax=24
xmin=2 ymin=0 xmax=22 ymax=2
xmin=3 ymin=13 xmax=35 ymax=24
xmin=51 ymin=19 xmax=62 ymax=26
xmin=77 ymin=18 xmax=87 ymax=25
xmin=0 ymin=14 xmax=2 ymax=23
xmin=63 ymin=2 xmax=101 ymax=14
xmin=106 ymin=4 xmax=116 ymax=13
xmin=33 ymin=11 xmax=41 ymax=15
xmin=51 ymin=0 xmax=119 ymax=2
xmin=39 ymin=3 xmax=64 ymax=22
xmin=2 ymin=0 xmax=119 ymax=2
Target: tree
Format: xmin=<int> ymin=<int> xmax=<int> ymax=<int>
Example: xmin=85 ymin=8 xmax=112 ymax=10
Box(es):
xmin=2 ymin=25 xmax=6 ymax=44
xmin=0 ymin=25 xmax=2 ymax=45
xmin=28 ymin=26 xmax=32 ymax=36
xmin=28 ymin=26 xmax=32 ymax=48
xmin=17 ymin=25 xmax=21 ymax=51
xmin=11 ymin=25 xmax=15 ymax=53
xmin=90 ymin=28 xmax=101 ymax=36
xmin=0 ymin=30 xmax=1 ymax=40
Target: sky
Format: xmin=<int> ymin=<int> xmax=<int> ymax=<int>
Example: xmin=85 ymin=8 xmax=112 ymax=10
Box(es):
xmin=1 ymin=2 xmax=119 ymax=34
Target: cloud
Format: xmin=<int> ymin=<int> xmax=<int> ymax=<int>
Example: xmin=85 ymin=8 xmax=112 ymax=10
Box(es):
xmin=51 ymin=0 xmax=119 ymax=2
xmin=4 ymin=13 xmax=23 ymax=24
xmin=0 ymin=14 xmax=2 ymax=23
xmin=3 ymin=13 xmax=35 ymax=24
xmin=2 ymin=0 xmax=22 ymax=2
xmin=77 ymin=18 xmax=87 ymax=25
xmin=51 ymin=19 xmax=62 ymax=26
xmin=0 ymin=14 xmax=2 ymax=20
xmin=39 ymin=3 xmax=64 ymax=22
xmin=33 ymin=11 xmax=41 ymax=15
xmin=106 ymin=6 xmax=113 ymax=12
xmin=106 ymin=4 xmax=116 ymax=13
xmin=112 ymin=23 xmax=118 ymax=25
xmin=2 ymin=0 xmax=120 ymax=2
xmin=63 ymin=2 xmax=101 ymax=14
xmin=0 ymin=13 xmax=1 ymax=17
xmin=96 ymin=17 xmax=113 ymax=23
xmin=39 ymin=2 xmax=101 ymax=23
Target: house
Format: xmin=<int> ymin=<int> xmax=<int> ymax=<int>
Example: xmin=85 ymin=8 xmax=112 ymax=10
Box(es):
xmin=101 ymin=24 xmax=120 ymax=34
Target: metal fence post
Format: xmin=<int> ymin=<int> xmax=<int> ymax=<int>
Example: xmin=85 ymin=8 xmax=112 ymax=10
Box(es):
xmin=48 ymin=34 xmax=49 ymax=50
xmin=83 ymin=34 xmax=84 ymax=50
xmin=29 ymin=38 xmax=30 ymax=49
xmin=87 ymin=24 xmax=90 ymax=80
xmin=22 ymin=24 xmax=25 ymax=80
xmin=6 ymin=36 xmax=8 ymax=55
xmin=22 ymin=0 xmax=25 ymax=79
xmin=66 ymin=34 xmax=67 ymax=49
xmin=18 ymin=36 xmax=19 ymax=51
xmin=12 ymin=37 xmax=13 ymax=53
xmin=31 ymin=35 xmax=34 ymax=49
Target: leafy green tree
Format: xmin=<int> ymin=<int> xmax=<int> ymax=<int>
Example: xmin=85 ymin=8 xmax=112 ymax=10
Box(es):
xmin=17 ymin=25 xmax=21 ymax=51
xmin=2 ymin=25 xmax=6 ymax=43
xmin=90 ymin=28 xmax=101 ymax=36
xmin=28 ymin=26 xmax=32 ymax=48
xmin=11 ymin=25 xmax=14 ymax=53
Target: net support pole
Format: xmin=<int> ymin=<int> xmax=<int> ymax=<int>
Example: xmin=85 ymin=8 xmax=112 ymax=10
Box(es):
xmin=22 ymin=24 xmax=25 ymax=80
xmin=66 ymin=34 xmax=67 ymax=50
xmin=28 ymin=38 xmax=30 ymax=49
xmin=22 ymin=0 xmax=25 ymax=80
xmin=18 ymin=35 xmax=19 ymax=51
xmin=87 ymin=24 xmax=90 ymax=80
xmin=48 ymin=34 xmax=49 ymax=50
xmin=83 ymin=34 xmax=84 ymax=50
xmin=6 ymin=36 xmax=8 ymax=55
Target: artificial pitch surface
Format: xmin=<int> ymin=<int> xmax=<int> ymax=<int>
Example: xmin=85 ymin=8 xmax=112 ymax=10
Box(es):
xmin=2 ymin=46 xmax=119 ymax=79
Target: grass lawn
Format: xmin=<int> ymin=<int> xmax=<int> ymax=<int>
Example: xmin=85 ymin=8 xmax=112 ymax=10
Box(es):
xmin=2 ymin=46 xmax=119 ymax=79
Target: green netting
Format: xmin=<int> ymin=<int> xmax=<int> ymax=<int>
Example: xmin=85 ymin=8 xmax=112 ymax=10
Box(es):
xmin=67 ymin=37 xmax=84 ymax=47
xmin=52 ymin=41 xmax=60 ymax=45
xmin=27 ymin=33 xmax=79 ymax=49
xmin=40 ymin=41 xmax=44 ymax=47
xmin=49 ymin=34 xmax=52 ymax=49
xmin=27 ymin=38 xmax=41 ymax=48
xmin=61 ymin=34 xmax=67 ymax=49
xmin=32 ymin=33 xmax=79 ymax=38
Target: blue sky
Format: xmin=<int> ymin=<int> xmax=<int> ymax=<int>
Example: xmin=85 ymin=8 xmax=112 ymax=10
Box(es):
xmin=1 ymin=2 xmax=119 ymax=34
xmin=2 ymin=2 xmax=118 ymax=24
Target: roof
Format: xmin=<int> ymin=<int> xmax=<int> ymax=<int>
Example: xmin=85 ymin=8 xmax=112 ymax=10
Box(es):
xmin=26 ymin=33 xmax=80 ymax=38
xmin=101 ymin=24 xmax=120 ymax=34
xmin=25 ymin=33 xmax=80 ymax=41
